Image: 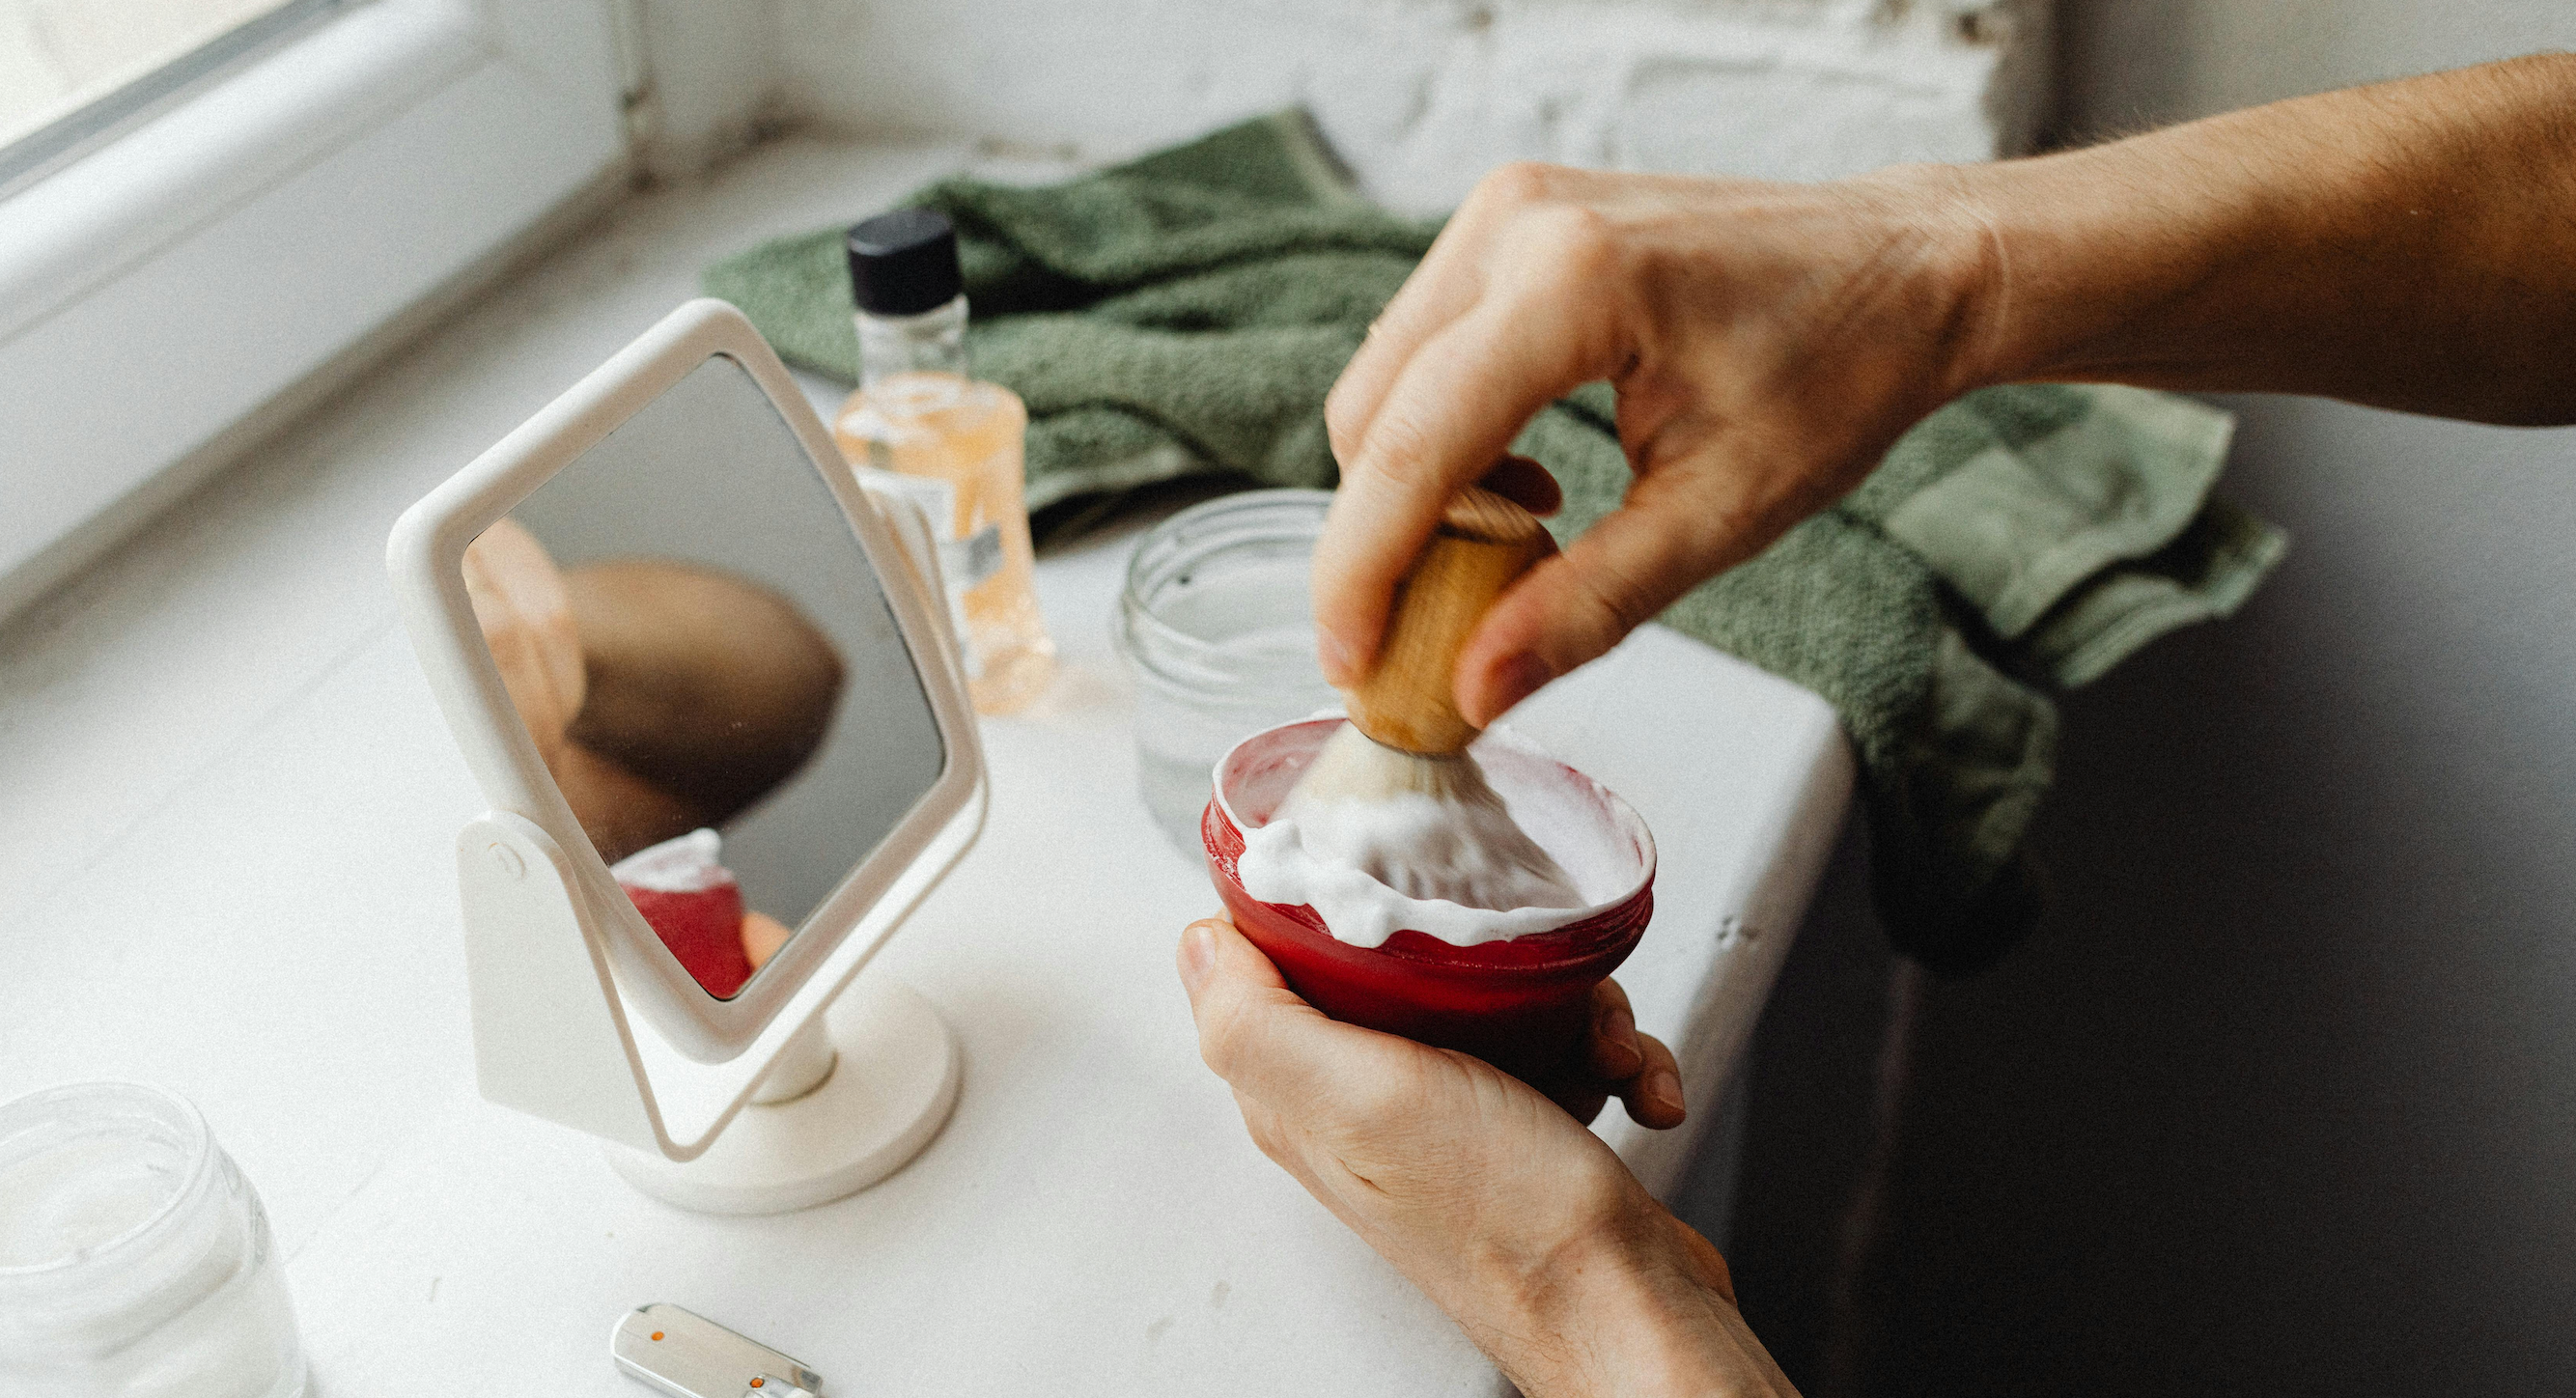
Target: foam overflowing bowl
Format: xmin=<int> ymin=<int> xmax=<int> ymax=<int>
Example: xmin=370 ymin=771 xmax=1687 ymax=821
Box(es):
xmin=1201 ymin=718 xmax=1657 ymax=1083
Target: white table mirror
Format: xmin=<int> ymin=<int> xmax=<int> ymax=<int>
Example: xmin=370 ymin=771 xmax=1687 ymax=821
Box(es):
xmin=386 ymin=299 xmax=985 ymax=1215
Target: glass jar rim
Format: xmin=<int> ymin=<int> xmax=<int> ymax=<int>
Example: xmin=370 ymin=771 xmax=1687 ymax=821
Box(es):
xmin=1114 ymin=488 xmax=1331 ymax=678
xmin=0 ymin=1080 xmax=216 ymax=1281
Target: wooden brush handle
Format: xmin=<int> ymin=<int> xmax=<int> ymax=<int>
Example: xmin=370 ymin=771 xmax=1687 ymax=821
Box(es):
xmin=1344 ymin=485 xmax=1552 ymax=756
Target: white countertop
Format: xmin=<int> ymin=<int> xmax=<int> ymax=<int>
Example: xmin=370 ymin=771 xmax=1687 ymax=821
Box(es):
xmin=0 ymin=135 xmax=1851 ymax=1394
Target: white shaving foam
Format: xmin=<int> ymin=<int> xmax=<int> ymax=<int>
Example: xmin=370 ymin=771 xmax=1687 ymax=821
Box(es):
xmin=610 ymin=827 xmax=734 ymax=893
xmin=1227 ymin=725 xmax=1651 ymax=950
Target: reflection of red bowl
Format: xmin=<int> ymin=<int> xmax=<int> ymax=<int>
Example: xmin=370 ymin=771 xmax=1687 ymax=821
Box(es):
xmin=1202 ymin=719 xmax=1655 ymax=1085
xmin=623 ymin=882 xmax=754 ymax=998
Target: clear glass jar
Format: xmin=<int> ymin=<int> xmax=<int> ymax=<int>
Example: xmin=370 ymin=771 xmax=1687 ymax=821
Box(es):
xmin=1113 ymin=489 xmax=1342 ymax=850
xmin=0 ymin=1082 xmax=309 ymax=1398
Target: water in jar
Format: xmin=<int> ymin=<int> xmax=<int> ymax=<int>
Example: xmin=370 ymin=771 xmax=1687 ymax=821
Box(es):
xmin=1117 ymin=490 xmax=1341 ymax=851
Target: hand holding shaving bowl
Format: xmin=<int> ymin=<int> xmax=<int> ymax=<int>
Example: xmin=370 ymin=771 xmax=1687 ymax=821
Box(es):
xmin=1180 ymin=467 xmax=1786 ymax=1392
xmin=1195 ymin=478 xmax=1663 ymax=1087
xmin=1179 ymin=919 xmax=1790 ymax=1398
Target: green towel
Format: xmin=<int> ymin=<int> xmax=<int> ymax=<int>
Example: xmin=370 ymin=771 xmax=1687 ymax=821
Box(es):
xmin=706 ymin=111 xmax=2286 ymax=974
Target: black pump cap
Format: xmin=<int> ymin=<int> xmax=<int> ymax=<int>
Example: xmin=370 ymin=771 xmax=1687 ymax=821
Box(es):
xmin=846 ymin=209 xmax=963 ymax=316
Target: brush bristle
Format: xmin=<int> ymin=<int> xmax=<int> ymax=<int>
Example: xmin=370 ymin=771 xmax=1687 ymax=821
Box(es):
xmin=1288 ymin=722 xmax=1469 ymax=802
xmin=1272 ymin=721 xmax=1582 ymax=912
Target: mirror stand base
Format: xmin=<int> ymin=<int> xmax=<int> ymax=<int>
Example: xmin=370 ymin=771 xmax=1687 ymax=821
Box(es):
xmin=602 ymin=976 xmax=961 ymax=1216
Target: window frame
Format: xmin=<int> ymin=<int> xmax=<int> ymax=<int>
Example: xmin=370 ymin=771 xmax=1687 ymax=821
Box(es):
xmin=0 ymin=0 xmax=630 ymax=616
xmin=2 ymin=0 xmax=360 ymax=195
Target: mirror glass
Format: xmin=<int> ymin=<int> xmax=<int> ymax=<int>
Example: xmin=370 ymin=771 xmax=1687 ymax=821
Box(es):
xmin=462 ymin=354 xmax=947 ymax=999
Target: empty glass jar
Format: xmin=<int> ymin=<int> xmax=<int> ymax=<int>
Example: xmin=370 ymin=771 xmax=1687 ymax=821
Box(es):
xmin=0 ymin=1082 xmax=308 ymax=1397
xmin=1114 ymin=489 xmax=1342 ymax=850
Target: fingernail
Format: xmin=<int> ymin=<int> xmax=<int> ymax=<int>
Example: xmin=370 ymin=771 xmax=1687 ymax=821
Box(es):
xmin=1319 ymin=631 xmax=1357 ymax=686
xmin=1479 ymin=651 xmax=1554 ymax=723
xmin=1647 ymin=1068 xmax=1684 ymax=1117
xmin=1179 ymin=920 xmax=1219 ymax=997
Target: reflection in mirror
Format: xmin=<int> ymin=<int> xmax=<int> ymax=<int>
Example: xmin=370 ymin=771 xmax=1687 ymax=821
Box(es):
xmin=461 ymin=354 xmax=947 ymax=999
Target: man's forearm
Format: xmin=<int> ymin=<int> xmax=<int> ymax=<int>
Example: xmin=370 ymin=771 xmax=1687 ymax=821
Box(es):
xmin=1938 ymin=54 xmax=2576 ymax=425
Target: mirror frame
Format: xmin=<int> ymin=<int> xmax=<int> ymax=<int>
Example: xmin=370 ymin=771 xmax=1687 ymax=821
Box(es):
xmin=388 ymin=298 xmax=986 ymax=1065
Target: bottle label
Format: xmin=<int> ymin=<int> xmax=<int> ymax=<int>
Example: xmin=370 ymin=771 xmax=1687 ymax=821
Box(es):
xmin=851 ymin=465 xmax=981 ymax=679
xmin=946 ymin=524 xmax=1004 ymax=591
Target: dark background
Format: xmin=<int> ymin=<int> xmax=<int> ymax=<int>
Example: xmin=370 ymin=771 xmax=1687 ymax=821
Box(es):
xmin=1721 ymin=6 xmax=2576 ymax=1392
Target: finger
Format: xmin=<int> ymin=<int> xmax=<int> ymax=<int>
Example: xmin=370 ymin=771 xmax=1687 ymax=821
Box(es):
xmin=1585 ymin=979 xmax=1643 ymax=1080
xmin=1313 ymin=295 xmax=1613 ymax=685
xmin=739 ymin=910 xmax=792 ymax=970
xmin=1178 ymin=917 xmax=1397 ymax=1114
xmin=1477 ymin=455 xmax=1562 ymax=517
xmin=1452 ymin=460 xmax=1761 ymax=726
xmin=1328 ymin=238 xmax=1492 ymax=465
xmin=462 ymin=519 xmax=585 ymax=731
xmin=1324 ymin=162 xmax=1565 ymax=463
xmin=1616 ymin=1032 xmax=1688 ymax=1131
xmin=1310 ymin=452 xmax=1564 ymax=686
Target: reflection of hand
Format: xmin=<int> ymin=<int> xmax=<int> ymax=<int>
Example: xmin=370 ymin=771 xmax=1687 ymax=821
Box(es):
xmin=741 ymin=910 xmax=792 ymax=971
xmin=461 ymin=519 xmax=586 ymax=746
xmin=463 ymin=522 xmax=697 ymax=862
xmin=1179 ymin=917 xmax=1797 ymax=1396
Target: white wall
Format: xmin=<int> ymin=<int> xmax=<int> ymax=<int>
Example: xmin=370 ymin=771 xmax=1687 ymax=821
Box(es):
xmin=768 ymin=0 xmax=2052 ymax=211
xmin=2062 ymin=0 xmax=2573 ymax=131
xmin=1826 ymin=7 xmax=2576 ymax=1393
xmin=627 ymin=0 xmax=786 ymax=179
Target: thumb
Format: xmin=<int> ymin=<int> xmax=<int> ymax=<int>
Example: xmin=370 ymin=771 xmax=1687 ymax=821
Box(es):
xmin=1177 ymin=917 xmax=1390 ymax=1114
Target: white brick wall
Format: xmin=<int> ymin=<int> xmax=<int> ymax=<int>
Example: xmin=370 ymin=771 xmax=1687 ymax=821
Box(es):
xmin=769 ymin=0 xmax=2052 ymax=212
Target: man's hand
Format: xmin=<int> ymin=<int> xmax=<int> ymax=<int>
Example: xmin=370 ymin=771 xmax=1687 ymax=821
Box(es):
xmin=1179 ymin=916 xmax=1798 ymax=1396
xmin=1315 ymin=57 xmax=2576 ymax=727
xmin=1314 ymin=161 xmax=1993 ymax=725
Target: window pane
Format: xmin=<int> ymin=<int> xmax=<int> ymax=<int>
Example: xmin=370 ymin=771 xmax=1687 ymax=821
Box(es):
xmin=0 ymin=0 xmax=345 ymax=181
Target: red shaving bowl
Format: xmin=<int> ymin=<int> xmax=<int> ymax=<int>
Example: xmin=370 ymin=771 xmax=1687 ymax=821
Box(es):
xmin=1202 ymin=718 xmax=1654 ymax=1085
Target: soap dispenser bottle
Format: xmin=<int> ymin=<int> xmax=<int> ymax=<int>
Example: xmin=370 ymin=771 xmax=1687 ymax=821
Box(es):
xmin=832 ymin=209 xmax=1056 ymax=713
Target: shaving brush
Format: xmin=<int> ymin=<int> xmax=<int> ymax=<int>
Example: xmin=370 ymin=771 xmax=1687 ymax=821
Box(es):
xmin=1343 ymin=484 xmax=1554 ymax=758
xmin=1274 ymin=484 xmax=1581 ymax=910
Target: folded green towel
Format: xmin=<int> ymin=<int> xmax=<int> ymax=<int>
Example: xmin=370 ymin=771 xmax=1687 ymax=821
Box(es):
xmin=706 ymin=111 xmax=2285 ymax=974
